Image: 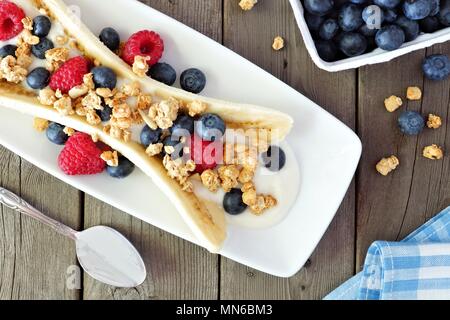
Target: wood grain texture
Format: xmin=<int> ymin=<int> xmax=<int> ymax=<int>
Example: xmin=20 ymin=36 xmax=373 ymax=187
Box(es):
xmin=0 ymin=147 xmax=81 ymax=300
xmin=82 ymin=0 xmax=222 ymax=300
xmin=357 ymin=43 xmax=450 ymax=269
xmin=220 ymin=0 xmax=356 ymax=300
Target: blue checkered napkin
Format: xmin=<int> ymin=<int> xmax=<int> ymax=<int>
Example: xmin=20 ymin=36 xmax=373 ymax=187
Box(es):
xmin=325 ymin=206 xmax=450 ymax=300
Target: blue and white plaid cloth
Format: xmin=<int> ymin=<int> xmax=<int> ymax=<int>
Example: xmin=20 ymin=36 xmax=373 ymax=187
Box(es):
xmin=325 ymin=206 xmax=450 ymax=300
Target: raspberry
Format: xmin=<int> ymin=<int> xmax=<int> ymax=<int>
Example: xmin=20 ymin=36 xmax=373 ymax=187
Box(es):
xmin=121 ymin=30 xmax=164 ymax=66
xmin=0 ymin=1 xmax=26 ymax=41
xmin=58 ymin=132 xmax=106 ymax=175
xmin=49 ymin=56 xmax=90 ymax=94
xmin=190 ymin=134 xmax=222 ymax=173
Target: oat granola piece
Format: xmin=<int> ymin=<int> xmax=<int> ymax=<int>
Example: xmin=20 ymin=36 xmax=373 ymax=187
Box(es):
xmin=112 ymin=103 xmax=132 ymax=119
xmin=55 ymin=35 xmax=69 ymax=46
xmin=200 ymin=169 xmax=221 ymax=192
xmin=16 ymin=54 xmax=32 ymax=68
xmin=239 ymin=167 xmax=255 ymax=184
xmin=137 ymin=94 xmax=152 ymax=110
xmin=148 ymin=97 xmax=180 ymax=129
xmin=272 ymin=36 xmax=285 ymax=51
xmin=101 ymin=150 xmax=119 ymax=167
xmin=163 ymin=155 xmax=196 ymax=192
xmin=384 ymin=95 xmax=403 ymax=112
xmin=68 ymin=84 xmax=89 ymax=99
xmin=250 ymin=195 xmax=267 ymax=215
xmin=83 ymin=73 xmax=95 ymax=90
xmin=45 ymin=47 xmax=69 ymax=65
xmin=91 ymin=133 xmax=99 ymax=143
xmin=96 ymin=88 xmax=114 ymax=98
xmin=38 ymin=88 xmax=57 ymax=106
xmin=427 ymin=114 xmax=442 ymax=129
xmin=406 ymin=86 xmax=422 ymax=100
xmin=423 ymin=144 xmax=444 ymax=160
xmin=131 ymin=110 xmax=144 ymax=124
xmin=0 ymin=56 xmax=28 ymax=83
xmin=22 ymin=29 xmax=40 ymax=45
xmin=241 ymin=183 xmax=257 ymax=206
xmin=122 ymin=81 xmax=141 ymax=97
xmin=86 ymin=109 xmax=101 ymax=125
xmin=22 ymin=17 xmax=33 ymax=31
xmin=239 ymin=0 xmax=257 ymax=10
xmin=218 ymin=165 xmax=240 ymax=192
xmin=146 ymin=143 xmax=164 ymax=157
xmin=132 ymin=56 xmax=150 ymax=77
xmin=63 ymin=127 xmax=75 ymax=136
xmin=110 ymin=115 xmax=132 ymax=130
xmin=15 ymin=41 xmax=31 ymax=58
xmin=376 ymin=155 xmax=400 ymax=176
xmin=82 ymin=90 xmax=103 ymax=110
xmin=53 ymin=96 xmax=74 ymax=116
xmin=33 ymin=118 xmax=49 ymax=132
xmin=264 ymin=195 xmax=278 ymax=209
xmin=186 ymin=100 xmax=207 ymax=117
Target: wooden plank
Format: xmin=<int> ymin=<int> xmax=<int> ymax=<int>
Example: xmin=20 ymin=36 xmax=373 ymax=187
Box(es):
xmin=220 ymin=0 xmax=356 ymax=299
xmin=82 ymin=0 xmax=222 ymax=300
xmin=357 ymin=43 xmax=450 ymax=269
xmin=0 ymin=147 xmax=81 ymax=299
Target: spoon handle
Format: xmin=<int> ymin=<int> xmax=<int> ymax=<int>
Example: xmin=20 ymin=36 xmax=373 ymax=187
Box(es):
xmin=0 ymin=187 xmax=78 ymax=240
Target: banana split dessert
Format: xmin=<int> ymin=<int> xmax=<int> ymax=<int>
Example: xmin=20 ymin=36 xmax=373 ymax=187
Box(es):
xmin=0 ymin=0 xmax=297 ymax=252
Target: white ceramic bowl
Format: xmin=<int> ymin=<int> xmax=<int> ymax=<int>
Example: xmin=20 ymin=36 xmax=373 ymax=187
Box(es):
xmin=289 ymin=0 xmax=450 ymax=72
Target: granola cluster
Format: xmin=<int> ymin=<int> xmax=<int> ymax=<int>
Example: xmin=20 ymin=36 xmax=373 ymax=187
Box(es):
xmin=376 ymin=155 xmax=399 ymax=176
xmin=427 ymin=114 xmax=442 ymax=129
xmin=272 ymin=36 xmax=285 ymax=51
xmin=163 ymin=155 xmax=196 ymax=192
xmin=197 ymin=143 xmax=277 ymax=215
xmin=384 ymin=95 xmax=402 ymax=112
xmin=239 ymin=0 xmax=257 ymax=11
xmin=423 ymin=144 xmax=444 ymax=160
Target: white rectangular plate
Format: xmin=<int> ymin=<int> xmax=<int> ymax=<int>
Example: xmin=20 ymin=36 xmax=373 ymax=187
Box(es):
xmin=0 ymin=0 xmax=362 ymax=277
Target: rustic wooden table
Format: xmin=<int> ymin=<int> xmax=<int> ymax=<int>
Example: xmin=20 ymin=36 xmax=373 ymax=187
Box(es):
xmin=0 ymin=0 xmax=449 ymax=300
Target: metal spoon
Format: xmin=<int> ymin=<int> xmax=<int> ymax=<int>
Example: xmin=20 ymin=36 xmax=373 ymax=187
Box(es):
xmin=0 ymin=187 xmax=146 ymax=288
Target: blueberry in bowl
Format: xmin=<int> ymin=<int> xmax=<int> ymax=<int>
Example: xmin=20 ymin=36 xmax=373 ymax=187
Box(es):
xmin=338 ymin=32 xmax=367 ymax=57
xmin=402 ymin=0 xmax=431 ymax=20
xmin=148 ymin=62 xmax=177 ymax=86
xmin=362 ymin=5 xmax=385 ymax=28
xmin=319 ymin=18 xmax=339 ymax=40
xmin=398 ymin=111 xmax=425 ymax=135
xmin=0 ymin=44 xmax=17 ymax=58
xmin=394 ymin=16 xmax=419 ymax=41
xmin=375 ymin=25 xmax=405 ymax=51
xmin=32 ymin=15 xmax=52 ymax=38
xmin=107 ymin=156 xmax=135 ymax=179
xmin=31 ymin=37 xmax=54 ymax=59
xmin=383 ymin=9 xmax=398 ymax=23
xmin=439 ymin=0 xmax=450 ymax=26
xmin=27 ymin=67 xmax=51 ymax=90
xmin=99 ymin=27 xmax=121 ymax=52
xmin=223 ymin=188 xmax=247 ymax=215
xmin=180 ymin=68 xmax=206 ymax=94
xmin=422 ymin=54 xmax=450 ymax=80
xmin=338 ymin=4 xmax=363 ymax=32
xmin=261 ymin=146 xmax=287 ymax=172
xmin=316 ymin=40 xmax=338 ymax=61
xmin=305 ymin=12 xmax=325 ymax=34
xmin=419 ymin=16 xmax=441 ymax=33
xmin=374 ymin=0 xmax=401 ymax=9
xmin=195 ymin=113 xmax=226 ymax=142
xmin=92 ymin=66 xmax=117 ymax=89
xmin=304 ymin=0 xmax=334 ymax=16
xmin=46 ymin=122 xmax=69 ymax=145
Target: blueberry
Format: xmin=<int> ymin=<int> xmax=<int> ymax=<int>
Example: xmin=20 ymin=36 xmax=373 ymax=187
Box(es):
xmin=180 ymin=68 xmax=206 ymax=94
xmin=338 ymin=32 xmax=367 ymax=57
xmin=319 ymin=18 xmax=340 ymax=40
xmin=375 ymin=25 xmax=405 ymax=50
xmin=162 ymin=136 xmax=184 ymax=159
xmin=349 ymin=0 xmax=367 ymax=4
xmin=402 ymin=0 xmax=431 ymax=20
xmin=46 ymin=122 xmax=68 ymax=145
xmin=305 ymin=13 xmax=325 ymax=34
xmin=170 ymin=114 xmax=195 ymax=137
xmin=359 ymin=24 xmax=378 ymax=37
xmin=362 ymin=5 xmax=385 ymax=29
xmin=338 ymin=4 xmax=363 ymax=32
xmin=304 ymin=0 xmax=334 ymax=16
xmin=26 ymin=67 xmax=50 ymax=89
xmin=422 ymin=54 xmax=450 ymax=80
xmin=223 ymin=189 xmax=247 ymax=215
xmin=0 ymin=44 xmax=17 ymax=58
xmin=148 ymin=62 xmax=177 ymax=86
xmin=107 ymin=156 xmax=135 ymax=179
xmin=374 ymin=0 xmax=401 ymax=9
xmin=195 ymin=113 xmax=226 ymax=142
xmin=96 ymin=106 xmax=112 ymax=122
xmin=395 ymin=16 xmax=419 ymax=41
xmin=384 ymin=9 xmax=398 ymax=23
xmin=140 ymin=125 xmax=162 ymax=146
xmin=316 ymin=40 xmax=338 ymax=61
xmin=99 ymin=27 xmax=120 ymax=51
xmin=31 ymin=37 xmax=54 ymax=59
xmin=419 ymin=16 xmax=441 ymax=33
xmin=398 ymin=111 xmax=425 ymax=135
xmin=32 ymin=15 xmax=51 ymax=38
xmin=430 ymin=0 xmax=440 ymax=16
xmin=438 ymin=0 xmax=450 ymax=26
xmin=92 ymin=67 xmax=117 ymax=89
xmin=262 ymin=146 xmax=287 ymax=172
